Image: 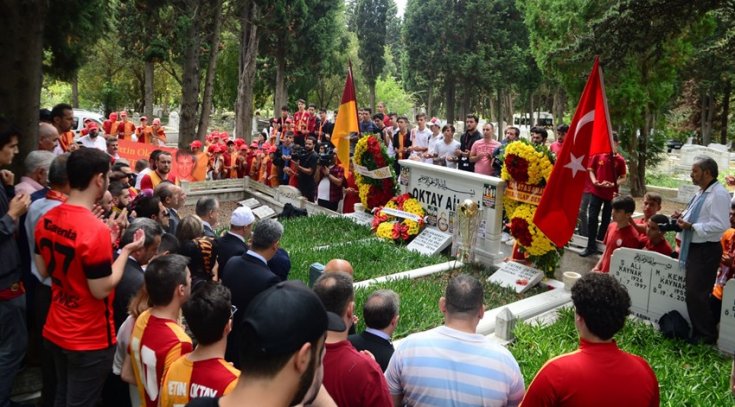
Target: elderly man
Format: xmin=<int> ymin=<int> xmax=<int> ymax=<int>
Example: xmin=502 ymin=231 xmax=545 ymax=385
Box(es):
xmin=324 ymin=258 xmax=354 ymax=276
xmin=16 ymin=150 xmax=55 ymax=196
xmin=348 ymin=289 xmax=400 ymax=372
xmin=521 ymin=273 xmax=659 ymax=405
xmin=674 ymin=156 xmax=731 ymax=344
xmin=221 ymin=219 xmax=283 ymax=368
xmin=386 ymin=274 xmax=524 ymax=406
xmin=155 ymin=182 xmax=185 ymax=235
xmin=38 ymin=122 xmax=60 ymax=154
xmin=216 ymin=206 xmax=255 ymax=268
xmin=195 ymin=197 xmax=219 ymax=238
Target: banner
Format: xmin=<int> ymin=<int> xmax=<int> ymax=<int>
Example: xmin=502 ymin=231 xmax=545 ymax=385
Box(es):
xmin=354 ymin=164 xmax=393 ymax=179
xmin=504 ymin=180 xmax=544 ymax=206
xmin=117 ymin=139 xmax=209 ymax=182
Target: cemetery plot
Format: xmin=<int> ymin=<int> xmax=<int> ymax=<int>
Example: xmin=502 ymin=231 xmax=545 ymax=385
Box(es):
xmin=488 ymin=261 xmax=544 ymax=293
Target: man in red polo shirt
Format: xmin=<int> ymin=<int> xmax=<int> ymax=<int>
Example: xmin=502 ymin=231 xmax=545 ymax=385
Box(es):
xmin=34 ymin=148 xmax=144 ymax=406
xmin=521 ymin=273 xmax=659 ymax=406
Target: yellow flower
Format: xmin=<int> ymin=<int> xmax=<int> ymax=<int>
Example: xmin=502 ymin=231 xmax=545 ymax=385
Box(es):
xmin=501 ymin=140 xmax=554 ymax=186
xmin=359 ymin=184 xmax=371 ymax=208
xmin=510 ymin=204 xmax=555 ymax=256
xmin=376 ymin=222 xmax=395 ymax=240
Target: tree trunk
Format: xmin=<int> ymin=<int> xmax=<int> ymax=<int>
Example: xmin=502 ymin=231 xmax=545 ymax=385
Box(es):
xmin=273 ymin=51 xmax=287 ymax=118
xmin=196 ymin=0 xmax=223 ymax=141
xmin=445 ymin=77 xmax=455 ymax=125
xmin=722 ymin=80 xmax=731 ymax=146
xmin=71 ymin=73 xmax=79 ymax=108
xmin=178 ymin=2 xmax=204 ymax=147
xmin=529 ymin=91 xmax=534 ymax=128
xmin=426 ymin=85 xmax=433 ymax=118
xmin=496 ymin=89 xmax=502 ymax=138
xmin=701 ymin=89 xmax=713 ymax=145
xmin=369 ymin=80 xmax=376 ymax=114
xmin=235 ymin=0 xmax=259 ymax=142
xmin=461 ymin=79 xmax=471 ymax=120
xmin=0 ymin=0 xmax=46 ymax=176
xmin=144 ymin=60 xmax=154 ymax=118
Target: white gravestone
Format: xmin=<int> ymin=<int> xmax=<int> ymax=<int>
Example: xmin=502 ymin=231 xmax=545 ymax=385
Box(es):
xmin=678 ymin=144 xmax=729 ymax=173
xmin=676 ymin=184 xmax=699 ymax=204
xmin=238 ymin=198 xmax=261 ymax=209
xmin=252 ymin=205 xmax=276 ymax=220
xmin=167 ymin=111 xmax=180 ymax=129
xmin=344 ymin=211 xmax=374 ymax=227
xmin=406 ymin=227 xmax=452 ymax=256
xmin=717 ymin=279 xmax=735 ymax=354
xmin=488 ymin=261 xmax=544 ymax=294
xmin=610 ymin=248 xmax=689 ymax=324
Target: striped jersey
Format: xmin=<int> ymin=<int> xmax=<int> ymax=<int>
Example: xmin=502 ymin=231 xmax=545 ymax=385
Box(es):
xmin=129 ymin=309 xmax=193 ymax=407
xmin=385 ymin=325 xmax=525 ymax=406
xmin=159 ymin=356 xmax=240 ymax=407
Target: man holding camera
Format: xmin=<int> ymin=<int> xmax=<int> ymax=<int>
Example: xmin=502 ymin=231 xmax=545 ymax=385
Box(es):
xmin=316 ymin=149 xmax=344 ymax=211
xmin=292 ymin=136 xmax=318 ymax=201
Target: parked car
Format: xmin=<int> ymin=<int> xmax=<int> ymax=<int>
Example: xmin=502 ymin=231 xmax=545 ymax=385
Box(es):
xmin=72 ymin=109 xmax=104 ymax=138
xmin=665 ymin=139 xmax=684 ymax=153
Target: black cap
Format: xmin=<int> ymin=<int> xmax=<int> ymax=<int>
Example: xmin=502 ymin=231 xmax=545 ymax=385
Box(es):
xmin=242 ymin=281 xmax=345 ymax=355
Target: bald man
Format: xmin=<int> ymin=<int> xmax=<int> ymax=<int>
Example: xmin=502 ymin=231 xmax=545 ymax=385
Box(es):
xmin=324 ymin=259 xmax=354 ymax=276
xmin=38 ymin=122 xmax=61 ymax=154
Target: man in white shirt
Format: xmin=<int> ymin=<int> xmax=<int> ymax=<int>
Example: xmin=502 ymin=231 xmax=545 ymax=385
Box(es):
xmin=410 ymin=113 xmax=433 ymax=163
xmin=674 ymin=156 xmax=731 ymax=344
xmin=429 ymin=124 xmax=460 ymax=168
xmin=78 ymin=122 xmax=107 ymax=151
xmin=425 ymin=118 xmax=443 ymax=158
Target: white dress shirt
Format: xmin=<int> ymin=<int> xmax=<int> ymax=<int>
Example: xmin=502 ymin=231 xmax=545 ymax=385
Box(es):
xmin=683 ymin=181 xmax=731 ymax=243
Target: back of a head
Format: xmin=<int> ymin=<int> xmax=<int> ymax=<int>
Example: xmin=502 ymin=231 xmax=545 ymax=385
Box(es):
xmin=135 ymin=159 xmax=149 ymax=173
xmin=135 ymin=195 xmax=162 ymax=220
xmin=154 ymin=182 xmax=173 ymax=203
xmin=251 ymin=219 xmax=284 ymax=251
xmin=108 ymin=181 xmax=126 ymax=199
xmin=48 ymin=153 xmax=70 ymax=187
xmin=67 ymin=148 xmax=111 ymax=191
xmin=324 ymin=259 xmax=354 ymax=276
xmin=0 ymin=118 xmax=20 ymax=148
xmin=25 ymin=150 xmax=55 ymax=175
xmin=144 ymin=254 xmax=189 ymax=307
xmin=363 ymin=289 xmax=400 ymax=330
xmin=182 ymin=282 xmax=231 ymax=346
xmin=612 ymin=195 xmax=636 ymax=214
xmin=649 ymin=213 xmax=669 ymax=226
xmin=313 ymin=271 xmax=354 ymax=318
xmin=444 ymin=274 xmax=483 ymax=316
xmin=572 ymin=273 xmax=630 ymax=340
xmin=159 ymin=233 xmax=180 ymax=255
xmin=195 ymin=197 xmax=217 ymax=217
xmin=176 ymin=215 xmax=204 ymax=242
xmin=120 ymin=218 xmax=163 ymax=248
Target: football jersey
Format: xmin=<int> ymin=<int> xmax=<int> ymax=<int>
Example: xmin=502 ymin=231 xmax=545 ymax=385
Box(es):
xmin=159 ymin=356 xmax=240 ymax=407
xmin=35 ymin=203 xmax=115 ymax=350
xmin=130 ymin=309 xmax=193 ymax=407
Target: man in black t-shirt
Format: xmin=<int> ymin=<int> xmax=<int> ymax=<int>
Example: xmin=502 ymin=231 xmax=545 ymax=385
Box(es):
xmin=456 ymin=114 xmax=482 ymax=172
xmin=294 ymin=137 xmax=318 ymax=201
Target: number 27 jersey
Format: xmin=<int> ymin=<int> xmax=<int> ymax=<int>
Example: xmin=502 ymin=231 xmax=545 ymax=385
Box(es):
xmin=35 ymin=203 xmax=115 ymax=351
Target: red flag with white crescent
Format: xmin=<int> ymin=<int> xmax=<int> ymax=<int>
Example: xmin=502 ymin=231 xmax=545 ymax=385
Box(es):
xmin=533 ymin=56 xmax=613 ymax=247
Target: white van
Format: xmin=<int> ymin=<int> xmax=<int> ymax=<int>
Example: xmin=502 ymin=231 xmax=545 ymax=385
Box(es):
xmin=72 ymin=109 xmax=104 ymax=139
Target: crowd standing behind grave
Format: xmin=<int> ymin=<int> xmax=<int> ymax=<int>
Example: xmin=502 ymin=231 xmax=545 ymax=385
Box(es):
xmin=3 ymin=101 xmax=735 ymax=406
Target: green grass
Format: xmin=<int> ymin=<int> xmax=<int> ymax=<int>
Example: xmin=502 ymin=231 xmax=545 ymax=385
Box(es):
xmin=646 ymin=172 xmax=686 ymax=189
xmin=509 ymin=307 xmax=732 ymax=406
xmin=280 ymin=215 xmax=374 ymax=249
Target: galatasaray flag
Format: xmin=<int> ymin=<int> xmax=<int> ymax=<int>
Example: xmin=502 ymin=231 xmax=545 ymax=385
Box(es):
xmin=331 ymin=63 xmax=360 ymax=176
xmin=533 ymin=56 xmax=613 ymax=247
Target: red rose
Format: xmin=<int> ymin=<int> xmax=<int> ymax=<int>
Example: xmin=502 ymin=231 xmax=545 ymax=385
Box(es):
xmin=510 ymin=217 xmax=533 ymax=247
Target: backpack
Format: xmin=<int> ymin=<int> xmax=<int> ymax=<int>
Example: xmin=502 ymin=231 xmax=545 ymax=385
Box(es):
xmin=658 ymin=310 xmax=690 ymax=340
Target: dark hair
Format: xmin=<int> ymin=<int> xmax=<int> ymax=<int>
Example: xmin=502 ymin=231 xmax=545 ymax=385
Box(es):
xmin=364 ymin=107 xmax=372 ymax=114
xmin=415 ymin=113 xmax=426 ymax=121
xmin=649 ymin=214 xmax=669 ymax=226
xmin=506 ymin=127 xmax=520 ymax=137
xmin=557 ymin=124 xmax=569 ymax=133
xmin=308 ymin=103 xmax=316 ymax=109
xmin=67 ymin=148 xmax=111 ymax=190
xmin=297 ymin=99 xmax=306 ymax=105
xmin=465 ymin=114 xmax=479 ymax=123
xmin=442 ymin=124 xmax=456 ymax=134
xmin=694 ymin=156 xmax=719 ymax=179
xmin=611 ymin=195 xmax=635 ymax=214
xmin=372 ymin=113 xmax=385 ymax=121
xmin=108 ymin=181 xmax=127 ymax=199
xmin=445 ymin=274 xmax=483 ymax=315
xmin=154 ymin=183 xmax=174 ymax=204
xmin=39 ymin=109 xmax=53 ymax=123
xmin=397 ymin=116 xmax=409 ymax=123
xmin=48 ymin=153 xmax=70 ymax=187
xmin=313 ymin=271 xmax=354 ymax=317
xmin=305 ymin=136 xmax=317 ymax=145
xmin=120 ymin=218 xmax=163 ymax=248
xmin=51 ymin=103 xmax=72 ymax=120
xmin=531 ymin=126 xmax=548 ymax=141
xmin=158 ymin=233 xmax=180 ymax=254
xmin=612 ymin=131 xmax=619 ymax=143
xmin=572 ymin=273 xmax=630 ymax=340
xmin=149 ymin=149 xmax=163 ymax=162
xmin=241 ymin=335 xmax=320 ymax=379
xmin=135 ymin=159 xmax=149 ymax=172
xmin=281 ymin=105 xmax=289 ymax=111
xmin=0 ymin=117 xmax=21 ymax=149
xmin=319 ymin=108 xmax=327 ymax=114
xmin=195 ymin=197 xmax=218 ymax=218
xmin=363 ymin=290 xmax=399 ymax=330
xmin=111 ymin=161 xmax=130 ymax=172
xmin=135 ymin=195 xmax=162 ymax=220
xmin=182 ymin=282 xmax=232 ymax=345
xmin=643 ymin=192 xmax=662 ymax=207
xmin=145 ymin=254 xmax=189 ymax=306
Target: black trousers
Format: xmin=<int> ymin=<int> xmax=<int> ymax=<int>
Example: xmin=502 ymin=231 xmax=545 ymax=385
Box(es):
xmin=586 ymin=194 xmax=612 ymax=250
xmin=318 ymin=199 xmax=339 ymax=211
xmin=685 ymin=241 xmax=722 ymax=341
xmin=46 ymin=340 xmax=114 ymax=407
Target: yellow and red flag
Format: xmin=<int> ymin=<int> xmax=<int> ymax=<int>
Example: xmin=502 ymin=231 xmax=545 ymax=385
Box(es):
xmin=331 ymin=63 xmax=360 ymax=176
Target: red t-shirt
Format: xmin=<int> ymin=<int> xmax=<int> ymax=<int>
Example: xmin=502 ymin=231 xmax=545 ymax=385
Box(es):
xmin=587 ymin=153 xmax=626 ymax=201
xmin=35 ymin=203 xmax=115 ymax=350
xmin=323 ymin=340 xmax=392 ymax=407
xmin=600 ymin=223 xmax=642 ymax=273
xmin=521 ymin=339 xmax=659 ymax=407
xmin=159 ymin=356 xmax=240 ymax=407
xmin=130 ymin=309 xmax=193 ymax=407
xmin=640 ymin=236 xmax=673 ymax=257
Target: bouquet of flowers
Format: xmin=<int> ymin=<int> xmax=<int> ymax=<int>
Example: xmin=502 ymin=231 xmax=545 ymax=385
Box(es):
xmin=371 ymin=193 xmax=425 ymax=244
xmin=353 ymin=135 xmax=396 ymax=210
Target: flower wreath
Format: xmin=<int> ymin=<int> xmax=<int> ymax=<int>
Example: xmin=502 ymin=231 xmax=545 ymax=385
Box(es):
xmin=500 ymin=139 xmax=560 ymax=277
xmin=353 ymin=134 xmax=396 ymax=210
xmin=371 ymin=193 xmax=425 ymax=244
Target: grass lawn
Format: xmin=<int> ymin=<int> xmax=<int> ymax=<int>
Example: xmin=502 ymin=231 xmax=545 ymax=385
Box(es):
xmin=509 ymin=307 xmax=733 ymax=406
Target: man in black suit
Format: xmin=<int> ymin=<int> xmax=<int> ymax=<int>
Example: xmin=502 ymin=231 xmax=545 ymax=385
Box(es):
xmin=348 ymin=289 xmax=400 ymax=371
xmin=155 ymin=182 xmax=184 ymax=235
xmin=216 ymin=206 xmax=254 ymax=269
xmin=221 ymin=218 xmax=283 ymax=368
xmin=196 ymin=196 xmax=219 ymax=237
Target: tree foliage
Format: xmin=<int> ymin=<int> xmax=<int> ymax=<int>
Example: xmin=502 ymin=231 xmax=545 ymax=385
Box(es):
xmin=355 ymin=0 xmax=389 ymax=109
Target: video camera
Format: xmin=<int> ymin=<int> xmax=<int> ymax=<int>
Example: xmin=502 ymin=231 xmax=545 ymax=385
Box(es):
xmin=656 ymin=217 xmax=681 ymax=233
xmin=290 ymin=145 xmax=306 ymax=162
xmin=318 ymin=149 xmax=335 ymax=166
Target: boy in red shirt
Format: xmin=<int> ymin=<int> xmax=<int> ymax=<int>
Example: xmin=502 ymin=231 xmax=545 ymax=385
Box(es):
xmin=592 ymin=196 xmax=642 ymax=273
xmin=632 ymin=192 xmax=662 ymax=236
xmin=640 ymin=213 xmax=673 ymax=257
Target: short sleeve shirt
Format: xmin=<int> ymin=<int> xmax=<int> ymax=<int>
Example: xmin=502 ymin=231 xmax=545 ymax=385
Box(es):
xmin=600 ymin=223 xmax=642 ymax=273
xmin=35 ymin=203 xmax=115 ymax=350
xmin=588 ymin=153 xmax=626 ymax=201
xmin=159 ymin=356 xmax=239 ymax=407
xmin=471 ymin=138 xmax=502 ymax=175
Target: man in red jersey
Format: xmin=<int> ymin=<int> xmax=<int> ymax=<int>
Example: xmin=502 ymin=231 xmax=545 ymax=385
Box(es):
xmin=129 ymin=254 xmax=193 ymax=407
xmin=139 ymin=150 xmax=179 ymax=190
xmin=34 ymin=147 xmax=144 ymax=406
xmin=159 ymin=282 xmax=239 ymax=407
xmin=521 ymin=273 xmax=659 ymax=406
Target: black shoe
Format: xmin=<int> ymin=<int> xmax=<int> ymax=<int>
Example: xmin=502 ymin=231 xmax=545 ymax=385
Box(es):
xmin=579 ymin=248 xmax=596 ymax=257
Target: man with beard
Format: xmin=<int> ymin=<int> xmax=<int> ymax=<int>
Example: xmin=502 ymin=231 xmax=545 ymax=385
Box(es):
xmin=139 ymin=151 xmax=179 ymax=190
xmin=51 ymin=103 xmax=75 ymax=152
xmin=79 ymin=122 xmax=107 ymax=151
xmin=186 ymin=281 xmax=344 ymax=407
xmin=292 ymin=136 xmax=318 ymax=201
xmin=456 ymin=114 xmax=482 ymax=172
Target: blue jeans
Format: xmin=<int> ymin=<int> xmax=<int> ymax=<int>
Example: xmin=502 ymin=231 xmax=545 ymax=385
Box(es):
xmin=0 ymin=295 xmax=27 ymax=407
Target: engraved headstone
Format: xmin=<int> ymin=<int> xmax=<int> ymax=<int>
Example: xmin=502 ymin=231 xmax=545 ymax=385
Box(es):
xmin=252 ymin=205 xmax=276 ymax=220
xmin=488 ymin=262 xmax=544 ymax=293
xmin=238 ymin=198 xmax=261 ymax=209
xmin=718 ymin=279 xmax=735 ymax=354
xmin=406 ymin=227 xmax=452 ymax=256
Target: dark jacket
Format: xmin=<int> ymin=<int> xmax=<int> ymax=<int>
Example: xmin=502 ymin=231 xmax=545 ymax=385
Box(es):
xmin=458 ymin=129 xmax=482 ymax=172
xmin=222 ymin=252 xmax=280 ymax=368
xmin=216 ymin=232 xmax=248 ymax=271
xmin=0 ymin=184 xmax=21 ymax=289
xmin=203 ymin=222 xmax=216 ymax=238
xmin=348 ymin=330 xmax=394 ymax=372
xmin=113 ymin=258 xmax=144 ymax=330
xmin=167 ymin=207 xmax=181 ymax=236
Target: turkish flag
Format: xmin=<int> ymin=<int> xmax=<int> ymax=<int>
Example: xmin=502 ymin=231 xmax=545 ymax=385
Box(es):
xmin=533 ymin=56 xmax=613 ymax=247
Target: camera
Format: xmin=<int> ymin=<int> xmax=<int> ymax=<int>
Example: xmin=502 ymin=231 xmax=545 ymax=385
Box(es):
xmin=290 ymin=145 xmax=306 ymax=162
xmin=318 ymin=150 xmax=334 ymax=166
xmin=657 ymin=218 xmax=681 ymax=233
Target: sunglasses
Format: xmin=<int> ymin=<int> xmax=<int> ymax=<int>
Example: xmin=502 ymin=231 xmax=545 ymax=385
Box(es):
xmin=230 ymin=305 xmax=238 ymax=319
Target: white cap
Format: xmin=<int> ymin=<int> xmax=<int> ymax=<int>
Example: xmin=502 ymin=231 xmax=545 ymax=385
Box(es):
xmin=231 ymin=206 xmax=255 ymax=227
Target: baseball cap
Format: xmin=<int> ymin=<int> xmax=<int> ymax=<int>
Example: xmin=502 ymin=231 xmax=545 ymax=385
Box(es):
xmin=231 ymin=206 xmax=255 ymax=227
xmin=87 ymin=122 xmax=99 ymax=131
xmin=429 ymin=117 xmax=441 ymax=127
xmin=152 ymin=118 xmax=161 ymax=125
xmin=242 ymin=281 xmax=345 ymax=355
xmin=190 ymin=140 xmax=202 ymax=149
xmin=140 ymin=116 xmax=148 ymax=122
